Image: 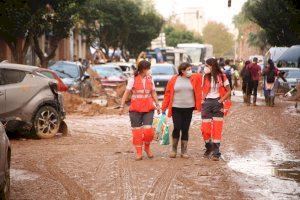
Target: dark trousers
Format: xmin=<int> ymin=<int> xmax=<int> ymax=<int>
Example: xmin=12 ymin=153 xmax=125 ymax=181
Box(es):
xmin=171 ymin=107 xmax=194 ymax=141
xmin=248 ymin=80 xmax=259 ymax=96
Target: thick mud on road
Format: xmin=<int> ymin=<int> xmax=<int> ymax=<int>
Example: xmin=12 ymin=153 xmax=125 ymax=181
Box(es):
xmin=10 ymin=96 xmax=300 ymax=200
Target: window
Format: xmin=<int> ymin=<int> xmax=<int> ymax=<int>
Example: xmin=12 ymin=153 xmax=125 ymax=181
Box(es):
xmin=39 ymin=71 xmax=55 ymax=79
xmin=1 ymin=69 xmax=26 ymax=85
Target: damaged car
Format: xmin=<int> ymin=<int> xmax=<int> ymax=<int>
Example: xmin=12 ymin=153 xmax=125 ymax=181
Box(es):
xmin=49 ymin=61 xmax=92 ymax=98
xmin=0 ymin=63 xmax=67 ymax=139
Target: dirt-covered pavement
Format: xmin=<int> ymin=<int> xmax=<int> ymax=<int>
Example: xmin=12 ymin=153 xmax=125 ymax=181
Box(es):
xmin=9 ymin=94 xmax=300 ymax=200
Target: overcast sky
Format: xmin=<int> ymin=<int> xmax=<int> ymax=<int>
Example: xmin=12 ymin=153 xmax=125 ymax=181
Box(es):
xmin=154 ymin=0 xmax=247 ymax=33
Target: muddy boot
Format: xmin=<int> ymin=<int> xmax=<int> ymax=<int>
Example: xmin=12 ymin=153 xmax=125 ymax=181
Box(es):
xmin=265 ymin=97 xmax=270 ymax=106
xmin=181 ymin=140 xmax=189 ymax=159
xmin=253 ymin=96 xmax=257 ymax=106
xmin=246 ymin=95 xmax=251 ymax=106
xmin=270 ymin=97 xmax=275 ymax=107
xmin=144 ymin=143 xmax=154 ymax=158
xmin=169 ymin=138 xmax=179 ymax=158
xmin=243 ymin=94 xmax=247 ymax=103
xmin=211 ymin=143 xmax=221 ymax=161
xmin=203 ymin=141 xmax=213 ymax=158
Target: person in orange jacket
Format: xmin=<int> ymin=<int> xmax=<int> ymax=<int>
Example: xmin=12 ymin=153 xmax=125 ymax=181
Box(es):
xmin=201 ymin=58 xmax=231 ymax=161
xmin=120 ymin=60 xmax=160 ymax=161
xmin=161 ymin=62 xmax=202 ymax=158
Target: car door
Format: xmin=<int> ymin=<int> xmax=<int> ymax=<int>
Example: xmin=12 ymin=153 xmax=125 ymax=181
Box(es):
xmin=0 ymin=69 xmax=6 ymax=115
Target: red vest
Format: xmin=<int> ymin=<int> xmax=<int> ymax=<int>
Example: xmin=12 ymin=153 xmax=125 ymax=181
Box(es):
xmin=130 ymin=75 xmax=155 ymax=112
xmin=203 ymin=74 xmax=232 ymax=115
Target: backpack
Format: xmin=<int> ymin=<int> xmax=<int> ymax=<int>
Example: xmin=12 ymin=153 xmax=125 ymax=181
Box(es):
xmin=224 ymin=66 xmax=232 ymax=78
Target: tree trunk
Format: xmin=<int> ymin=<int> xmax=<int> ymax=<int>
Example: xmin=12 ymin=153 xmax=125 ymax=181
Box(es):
xmin=6 ymin=36 xmax=31 ymax=64
xmin=33 ymin=35 xmax=59 ymax=68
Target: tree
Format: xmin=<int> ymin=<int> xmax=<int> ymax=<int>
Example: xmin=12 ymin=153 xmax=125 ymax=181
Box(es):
xmin=202 ymin=22 xmax=234 ymax=57
xmin=244 ymin=0 xmax=300 ymax=46
xmin=233 ymin=9 xmax=269 ymax=54
xmin=80 ymin=0 xmax=163 ymax=59
xmin=31 ymin=0 xmax=82 ymax=67
xmin=247 ymin=30 xmax=268 ymax=53
xmin=163 ymin=24 xmax=203 ymax=47
xmin=0 ymin=0 xmax=82 ymax=66
xmin=0 ymin=0 xmax=32 ymax=64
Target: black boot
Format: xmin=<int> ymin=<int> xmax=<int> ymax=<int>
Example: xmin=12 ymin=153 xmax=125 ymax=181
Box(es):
xmin=270 ymin=97 xmax=275 ymax=107
xmin=203 ymin=142 xmax=213 ymax=158
xmin=253 ymin=96 xmax=257 ymax=106
xmin=211 ymin=143 xmax=221 ymax=161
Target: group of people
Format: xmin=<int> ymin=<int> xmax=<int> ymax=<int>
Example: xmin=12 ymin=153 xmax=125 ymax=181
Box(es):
xmin=119 ymin=58 xmax=231 ymax=161
xmin=240 ymin=57 xmax=284 ymax=106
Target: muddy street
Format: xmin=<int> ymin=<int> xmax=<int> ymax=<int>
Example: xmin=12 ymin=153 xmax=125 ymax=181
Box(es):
xmin=9 ymin=97 xmax=300 ymax=200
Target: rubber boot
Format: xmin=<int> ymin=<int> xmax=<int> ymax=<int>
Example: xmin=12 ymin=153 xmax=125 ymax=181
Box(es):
xmin=246 ymin=95 xmax=251 ymax=106
xmin=211 ymin=143 xmax=221 ymax=161
xmin=253 ymin=96 xmax=257 ymax=106
xmin=169 ymin=138 xmax=179 ymax=158
xmin=181 ymin=140 xmax=189 ymax=158
xmin=132 ymin=129 xmax=143 ymax=160
xmin=203 ymin=141 xmax=213 ymax=158
xmin=143 ymin=128 xmax=154 ymax=158
xmin=243 ymin=94 xmax=247 ymax=103
xmin=270 ymin=97 xmax=275 ymax=107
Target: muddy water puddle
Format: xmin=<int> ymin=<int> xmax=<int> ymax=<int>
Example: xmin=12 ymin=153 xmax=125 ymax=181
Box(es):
xmin=272 ymin=160 xmax=300 ymax=182
xmin=228 ymin=136 xmax=300 ymax=199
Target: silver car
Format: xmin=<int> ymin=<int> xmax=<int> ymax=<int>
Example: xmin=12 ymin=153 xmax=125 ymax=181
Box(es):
xmin=0 ymin=63 xmax=66 ymax=139
xmin=0 ymin=122 xmax=10 ymax=199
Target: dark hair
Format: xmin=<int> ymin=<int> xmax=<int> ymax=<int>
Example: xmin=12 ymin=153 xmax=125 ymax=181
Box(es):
xmin=253 ymin=57 xmax=258 ymax=63
xmin=245 ymin=60 xmax=251 ymax=67
xmin=267 ymin=59 xmax=275 ymax=71
xmin=225 ymin=59 xmax=230 ymax=65
xmin=178 ymin=62 xmax=191 ymax=76
xmin=134 ymin=60 xmax=151 ymax=76
xmin=206 ymin=58 xmax=223 ymax=83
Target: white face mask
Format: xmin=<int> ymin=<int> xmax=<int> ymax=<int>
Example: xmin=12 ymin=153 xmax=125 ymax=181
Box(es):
xmin=186 ymin=69 xmax=192 ymax=77
xmin=204 ymin=66 xmax=211 ymax=74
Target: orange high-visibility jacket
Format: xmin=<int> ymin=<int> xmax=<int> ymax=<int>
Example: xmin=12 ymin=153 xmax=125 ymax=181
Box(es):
xmin=162 ymin=74 xmax=203 ymax=117
xmin=130 ymin=75 xmax=156 ymax=113
xmin=203 ymin=73 xmax=232 ymax=115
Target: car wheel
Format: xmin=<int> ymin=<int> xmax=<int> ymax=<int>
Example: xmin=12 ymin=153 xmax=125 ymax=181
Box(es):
xmin=0 ymin=154 xmax=10 ymax=200
xmin=33 ymin=106 xmax=61 ymax=139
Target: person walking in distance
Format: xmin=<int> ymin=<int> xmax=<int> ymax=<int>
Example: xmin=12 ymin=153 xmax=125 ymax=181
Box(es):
xmin=247 ymin=57 xmax=261 ymax=106
xmin=240 ymin=60 xmax=251 ymax=103
xmin=120 ymin=60 xmax=160 ymax=160
xmin=201 ymin=58 xmax=231 ymax=161
xmin=161 ymin=62 xmax=202 ymax=158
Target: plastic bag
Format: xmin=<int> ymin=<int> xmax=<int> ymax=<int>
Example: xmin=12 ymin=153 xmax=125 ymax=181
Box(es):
xmin=153 ymin=114 xmax=170 ymax=145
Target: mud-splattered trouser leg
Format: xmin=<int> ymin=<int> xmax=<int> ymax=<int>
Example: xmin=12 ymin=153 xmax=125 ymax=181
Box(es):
xmin=201 ymin=99 xmax=224 ymax=158
xmin=129 ymin=111 xmax=154 ymax=159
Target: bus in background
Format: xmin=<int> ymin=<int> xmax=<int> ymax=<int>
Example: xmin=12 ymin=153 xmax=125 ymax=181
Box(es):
xmin=165 ymin=47 xmax=190 ymax=67
xmin=177 ymin=43 xmax=214 ymax=65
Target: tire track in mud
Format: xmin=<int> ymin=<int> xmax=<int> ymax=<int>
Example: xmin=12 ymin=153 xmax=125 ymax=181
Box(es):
xmin=44 ymin=156 xmax=93 ymax=200
xmin=143 ymin=160 xmax=184 ymax=200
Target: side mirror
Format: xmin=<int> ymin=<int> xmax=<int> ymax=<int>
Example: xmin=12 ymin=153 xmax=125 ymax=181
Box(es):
xmin=82 ymin=72 xmax=90 ymax=81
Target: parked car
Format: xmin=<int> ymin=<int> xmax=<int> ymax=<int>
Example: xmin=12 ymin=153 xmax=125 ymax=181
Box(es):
xmin=49 ymin=61 xmax=92 ymax=97
xmin=113 ymin=62 xmax=136 ymax=77
xmin=36 ymin=68 xmax=68 ymax=92
xmin=278 ymin=68 xmax=300 ymax=89
xmin=0 ymin=63 xmax=66 ymax=139
xmin=151 ymin=63 xmax=177 ymax=95
xmin=93 ymin=64 xmax=127 ymax=87
xmin=276 ymin=45 xmax=300 ymax=68
xmin=0 ymin=122 xmax=10 ymax=200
